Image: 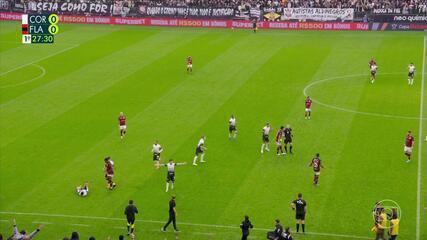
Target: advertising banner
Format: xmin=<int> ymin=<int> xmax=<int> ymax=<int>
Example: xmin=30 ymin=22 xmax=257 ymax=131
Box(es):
xmin=24 ymin=1 xmax=113 ymax=15
xmin=282 ymin=8 xmax=354 ymax=21
xmin=2 ymin=12 xmax=424 ymax=31
xmin=138 ymin=5 xmax=234 ymax=19
xmin=370 ymin=14 xmax=427 ymax=23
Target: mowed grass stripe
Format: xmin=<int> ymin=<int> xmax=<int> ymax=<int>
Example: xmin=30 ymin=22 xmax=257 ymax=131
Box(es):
xmin=312 ymin=35 xmax=421 ymax=238
xmin=0 ymin=31 xmax=241 ymax=211
xmin=0 ymin=29 xmax=158 ymax=103
xmin=211 ymin=41 xmax=333 ymax=227
xmin=302 ymin=36 xmax=388 ymax=234
xmin=0 ymin=24 xmax=117 ymax=73
xmin=0 ymin=30 xmax=203 ymax=148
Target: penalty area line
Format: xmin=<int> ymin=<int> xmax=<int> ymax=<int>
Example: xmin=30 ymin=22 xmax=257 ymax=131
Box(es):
xmin=0 ymin=211 xmax=371 ymax=239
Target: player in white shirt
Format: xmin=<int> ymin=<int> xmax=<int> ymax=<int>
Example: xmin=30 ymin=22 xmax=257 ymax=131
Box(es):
xmin=160 ymin=159 xmax=186 ymax=192
xmin=229 ymin=115 xmax=237 ymax=139
xmin=370 ymin=64 xmax=378 ymax=84
xmin=76 ymin=182 xmax=89 ymax=197
xmin=193 ymin=135 xmax=207 ymax=166
xmin=261 ymin=123 xmax=271 ymax=154
xmin=408 ymin=63 xmax=415 ymax=85
xmin=152 ymin=140 xmax=163 ymax=169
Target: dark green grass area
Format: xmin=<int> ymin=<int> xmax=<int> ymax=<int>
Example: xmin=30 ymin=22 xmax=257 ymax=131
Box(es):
xmin=0 ymin=21 xmax=426 ymax=240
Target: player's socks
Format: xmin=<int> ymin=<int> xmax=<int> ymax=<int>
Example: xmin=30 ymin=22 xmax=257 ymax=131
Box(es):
xmin=131 ymin=225 xmax=135 ymax=233
xmin=261 ymin=144 xmax=264 ymax=153
xmin=200 ymin=154 xmax=205 ymax=162
xmin=193 ymin=156 xmax=198 ymax=165
xmin=284 ymin=146 xmax=288 ymax=153
xmin=296 ymin=224 xmax=299 ymax=232
xmin=171 ymin=183 xmax=174 ymax=190
xmin=302 ymin=224 xmax=305 ymax=233
xmin=290 ymin=145 xmax=293 ymax=154
xmin=166 ymin=182 xmax=169 ymax=192
xmin=127 ymin=225 xmax=130 ymax=234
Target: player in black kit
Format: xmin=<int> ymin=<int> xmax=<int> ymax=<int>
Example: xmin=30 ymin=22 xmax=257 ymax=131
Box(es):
xmin=124 ymin=200 xmax=139 ymax=237
xmin=240 ymin=215 xmax=253 ymax=240
xmin=291 ymin=193 xmax=307 ymax=233
xmin=284 ymin=124 xmax=293 ymax=154
xmin=161 ymin=195 xmax=179 ymax=232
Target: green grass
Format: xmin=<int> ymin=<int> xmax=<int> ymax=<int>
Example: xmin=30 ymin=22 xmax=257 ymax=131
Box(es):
xmin=0 ymin=21 xmax=426 ymax=240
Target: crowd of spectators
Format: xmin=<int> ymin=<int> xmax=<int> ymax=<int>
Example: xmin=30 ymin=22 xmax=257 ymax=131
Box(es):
xmin=13 ymin=0 xmax=427 ymax=13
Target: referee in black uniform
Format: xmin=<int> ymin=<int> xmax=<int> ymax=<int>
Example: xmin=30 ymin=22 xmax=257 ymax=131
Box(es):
xmin=161 ymin=195 xmax=179 ymax=232
xmin=124 ymin=200 xmax=139 ymax=236
xmin=291 ymin=193 xmax=307 ymax=233
xmin=240 ymin=215 xmax=253 ymax=240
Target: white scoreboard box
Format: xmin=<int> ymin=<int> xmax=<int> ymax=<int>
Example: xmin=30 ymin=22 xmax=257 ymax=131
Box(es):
xmin=22 ymin=34 xmax=31 ymax=44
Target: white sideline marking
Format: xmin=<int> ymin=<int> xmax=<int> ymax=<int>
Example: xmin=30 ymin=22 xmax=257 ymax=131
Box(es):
xmin=69 ymin=223 xmax=90 ymax=227
xmin=0 ymin=219 xmax=9 ymax=222
xmin=0 ymin=64 xmax=46 ymax=89
xmin=416 ymin=35 xmax=426 ymax=240
xmin=0 ymin=44 xmax=78 ymax=76
xmin=0 ymin=211 xmax=371 ymax=239
xmin=32 ymin=221 xmax=53 ymax=225
xmin=303 ymin=72 xmax=426 ymax=120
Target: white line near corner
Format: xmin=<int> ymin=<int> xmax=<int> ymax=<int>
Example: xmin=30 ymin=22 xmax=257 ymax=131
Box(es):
xmin=0 ymin=211 xmax=371 ymax=239
xmin=416 ymin=35 xmax=426 ymax=240
xmin=0 ymin=44 xmax=78 ymax=77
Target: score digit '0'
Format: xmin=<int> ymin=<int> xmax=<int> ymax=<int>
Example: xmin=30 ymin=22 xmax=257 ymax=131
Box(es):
xmin=48 ymin=14 xmax=59 ymax=35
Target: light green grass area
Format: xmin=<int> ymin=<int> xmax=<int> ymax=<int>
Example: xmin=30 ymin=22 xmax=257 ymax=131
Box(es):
xmin=0 ymin=21 xmax=426 ymax=240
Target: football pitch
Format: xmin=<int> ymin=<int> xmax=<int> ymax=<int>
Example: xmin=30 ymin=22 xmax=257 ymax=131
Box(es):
xmin=0 ymin=21 xmax=426 ymax=240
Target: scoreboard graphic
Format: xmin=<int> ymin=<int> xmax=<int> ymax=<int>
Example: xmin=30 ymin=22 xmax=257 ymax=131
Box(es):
xmin=22 ymin=14 xmax=59 ymax=44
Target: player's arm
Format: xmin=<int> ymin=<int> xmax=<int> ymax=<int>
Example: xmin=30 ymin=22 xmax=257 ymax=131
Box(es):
xmin=12 ymin=219 xmax=18 ymax=234
xmin=290 ymin=202 xmax=296 ymax=210
xmin=159 ymin=147 xmax=163 ymax=153
xmin=308 ymin=161 xmax=313 ymax=167
xmin=29 ymin=224 xmax=44 ymax=238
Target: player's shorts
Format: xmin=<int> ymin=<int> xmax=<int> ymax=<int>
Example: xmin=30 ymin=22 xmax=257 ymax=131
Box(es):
xmin=153 ymin=153 xmax=160 ymax=161
xmin=167 ymin=172 xmax=175 ymax=182
xmin=284 ymin=138 xmax=292 ymax=144
xmin=371 ymin=71 xmax=377 ymax=76
xmin=195 ymin=146 xmax=204 ymax=155
xmin=119 ymin=125 xmax=127 ymax=130
xmin=404 ymin=146 xmax=413 ymax=154
xmin=187 ymin=64 xmax=193 ymax=68
xmin=105 ymin=174 xmax=114 ymax=180
xmin=276 ymin=140 xmax=282 ymax=146
xmin=262 ymin=134 xmax=269 ymax=143
xmin=296 ymin=212 xmax=305 ymax=220
xmin=127 ymin=217 xmax=135 ymax=225
xmin=314 ymin=171 xmax=320 ymax=176
xmin=408 ymin=72 xmax=414 ymax=78
xmin=229 ymin=125 xmax=236 ymax=133
xmin=76 ymin=188 xmax=88 ymax=197
xmin=305 ymin=108 xmax=311 ymax=112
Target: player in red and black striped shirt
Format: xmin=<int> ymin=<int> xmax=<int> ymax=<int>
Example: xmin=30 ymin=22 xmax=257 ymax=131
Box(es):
xmin=187 ymin=56 xmax=193 ymax=73
xmin=118 ymin=112 xmax=127 ymax=139
xmin=309 ymin=153 xmax=324 ymax=186
xmin=276 ymin=126 xmax=284 ymax=155
xmin=104 ymin=156 xmax=116 ymax=190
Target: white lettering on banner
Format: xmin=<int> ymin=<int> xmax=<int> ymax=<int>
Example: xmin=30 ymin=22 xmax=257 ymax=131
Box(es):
xmin=282 ymin=8 xmax=354 ymax=21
